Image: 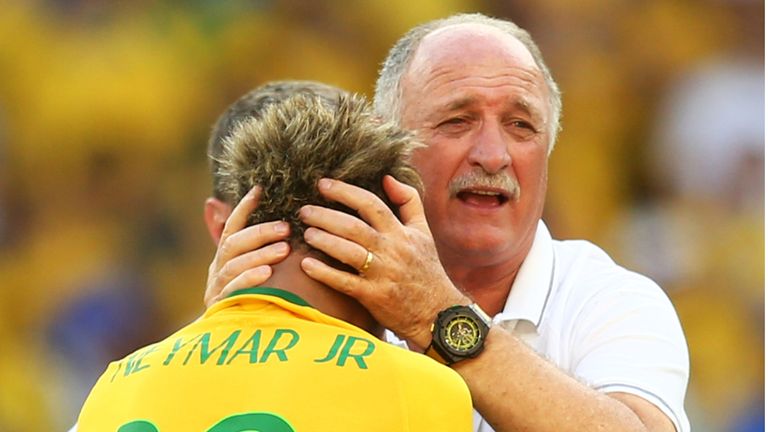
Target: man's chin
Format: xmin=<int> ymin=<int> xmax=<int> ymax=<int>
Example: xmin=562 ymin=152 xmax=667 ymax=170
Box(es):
xmin=440 ymin=228 xmax=515 ymax=258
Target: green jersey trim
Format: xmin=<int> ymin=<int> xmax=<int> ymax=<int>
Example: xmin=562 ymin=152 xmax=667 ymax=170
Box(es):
xmin=227 ymin=287 xmax=312 ymax=308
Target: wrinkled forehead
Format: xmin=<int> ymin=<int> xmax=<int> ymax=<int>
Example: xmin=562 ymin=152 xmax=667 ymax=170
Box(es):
xmin=408 ymin=23 xmax=540 ymax=77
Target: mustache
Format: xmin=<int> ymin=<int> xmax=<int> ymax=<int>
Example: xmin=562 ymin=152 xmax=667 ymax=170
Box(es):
xmin=448 ymin=169 xmax=520 ymax=201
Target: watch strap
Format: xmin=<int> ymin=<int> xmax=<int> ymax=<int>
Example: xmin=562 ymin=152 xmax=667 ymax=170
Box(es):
xmin=425 ymin=340 xmax=451 ymax=365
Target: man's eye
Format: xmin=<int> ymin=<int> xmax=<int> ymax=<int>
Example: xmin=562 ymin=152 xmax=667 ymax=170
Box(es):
xmin=435 ymin=117 xmax=470 ymax=134
xmin=511 ymin=120 xmax=535 ymax=131
xmin=506 ymin=120 xmax=539 ymax=140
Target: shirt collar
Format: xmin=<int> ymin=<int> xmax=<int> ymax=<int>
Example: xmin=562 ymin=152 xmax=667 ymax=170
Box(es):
xmin=202 ymin=286 xmax=315 ymax=319
xmin=495 ymin=220 xmax=555 ymax=329
xmin=226 ymin=286 xmax=312 ymax=306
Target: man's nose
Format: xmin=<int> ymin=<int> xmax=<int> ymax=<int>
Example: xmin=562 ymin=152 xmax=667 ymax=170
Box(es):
xmin=467 ymin=122 xmax=512 ymax=174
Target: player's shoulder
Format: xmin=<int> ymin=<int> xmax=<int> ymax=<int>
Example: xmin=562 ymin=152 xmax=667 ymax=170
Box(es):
xmin=376 ymin=343 xmax=472 ymax=429
xmin=105 ymin=320 xmax=198 ymax=368
xmin=377 ymin=341 xmax=468 ymax=390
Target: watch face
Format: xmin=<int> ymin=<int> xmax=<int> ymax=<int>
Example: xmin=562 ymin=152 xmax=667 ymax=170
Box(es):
xmin=442 ymin=315 xmax=481 ymax=353
xmin=429 ymin=304 xmax=491 ymax=364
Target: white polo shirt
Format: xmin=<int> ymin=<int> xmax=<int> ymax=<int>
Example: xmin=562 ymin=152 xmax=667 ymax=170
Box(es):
xmin=389 ymin=220 xmax=690 ymax=432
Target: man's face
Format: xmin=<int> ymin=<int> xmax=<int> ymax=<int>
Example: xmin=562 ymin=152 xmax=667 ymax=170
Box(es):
xmin=400 ymin=23 xmax=550 ymax=267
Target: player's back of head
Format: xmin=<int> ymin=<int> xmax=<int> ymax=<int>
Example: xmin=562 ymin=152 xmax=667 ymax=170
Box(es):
xmin=213 ymin=89 xmax=423 ymax=251
xmin=208 ymin=80 xmax=348 ymax=202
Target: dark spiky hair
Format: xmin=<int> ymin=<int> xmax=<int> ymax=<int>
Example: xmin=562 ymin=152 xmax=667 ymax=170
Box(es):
xmin=213 ymin=92 xmax=423 ymax=248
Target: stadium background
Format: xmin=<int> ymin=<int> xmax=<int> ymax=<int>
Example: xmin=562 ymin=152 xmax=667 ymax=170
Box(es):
xmin=0 ymin=1 xmax=762 ymax=431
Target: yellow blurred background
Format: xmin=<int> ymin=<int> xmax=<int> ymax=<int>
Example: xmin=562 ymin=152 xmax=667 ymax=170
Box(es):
xmin=0 ymin=1 xmax=762 ymax=431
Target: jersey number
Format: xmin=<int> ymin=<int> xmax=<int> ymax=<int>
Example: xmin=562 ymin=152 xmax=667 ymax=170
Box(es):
xmin=118 ymin=412 xmax=295 ymax=432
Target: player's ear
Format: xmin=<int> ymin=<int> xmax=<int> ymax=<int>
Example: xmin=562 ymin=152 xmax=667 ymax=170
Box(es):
xmin=204 ymin=197 xmax=233 ymax=245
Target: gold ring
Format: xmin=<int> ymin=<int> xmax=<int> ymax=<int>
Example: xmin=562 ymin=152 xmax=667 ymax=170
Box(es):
xmin=359 ymin=250 xmax=374 ymax=274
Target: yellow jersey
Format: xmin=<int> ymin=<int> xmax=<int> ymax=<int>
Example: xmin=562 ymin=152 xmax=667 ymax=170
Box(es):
xmin=77 ymin=287 xmax=472 ymax=431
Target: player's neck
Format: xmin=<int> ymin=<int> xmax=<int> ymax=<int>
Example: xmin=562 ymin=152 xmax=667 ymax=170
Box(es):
xmin=261 ymin=252 xmax=384 ymax=339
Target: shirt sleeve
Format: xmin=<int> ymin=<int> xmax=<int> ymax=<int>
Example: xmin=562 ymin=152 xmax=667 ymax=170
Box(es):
xmin=570 ymin=273 xmax=690 ymax=432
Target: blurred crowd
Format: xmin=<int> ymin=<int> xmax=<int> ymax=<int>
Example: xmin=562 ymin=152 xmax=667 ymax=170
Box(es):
xmin=0 ymin=1 xmax=762 ymax=431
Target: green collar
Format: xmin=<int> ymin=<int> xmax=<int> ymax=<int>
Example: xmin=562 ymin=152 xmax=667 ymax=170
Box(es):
xmin=226 ymin=286 xmax=312 ymax=308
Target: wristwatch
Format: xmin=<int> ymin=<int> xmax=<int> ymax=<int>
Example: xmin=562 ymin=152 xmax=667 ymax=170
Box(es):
xmin=425 ymin=303 xmax=492 ymax=365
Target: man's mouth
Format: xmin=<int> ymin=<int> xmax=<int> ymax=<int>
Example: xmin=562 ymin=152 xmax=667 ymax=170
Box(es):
xmin=456 ymin=188 xmax=512 ymax=206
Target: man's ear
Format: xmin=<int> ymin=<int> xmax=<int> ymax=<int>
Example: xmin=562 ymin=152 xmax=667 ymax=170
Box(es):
xmin=204 ymin=197 xmax=233 ymax=245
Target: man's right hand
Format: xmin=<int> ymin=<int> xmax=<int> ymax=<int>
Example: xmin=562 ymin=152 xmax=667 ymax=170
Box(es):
xmin=298 ymin=176 xmax=469 ymax=350
xmin=204 ymin=186 xmax=292 ymax=307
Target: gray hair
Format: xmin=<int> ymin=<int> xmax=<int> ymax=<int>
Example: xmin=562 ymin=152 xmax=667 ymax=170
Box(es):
xmin=373 ymin=13 xmax=562 ymax=153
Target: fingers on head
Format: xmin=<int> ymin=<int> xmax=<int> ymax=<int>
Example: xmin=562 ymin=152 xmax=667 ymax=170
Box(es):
xmin=301 ymin=257 xmax=361 ymax=296
xmin=304 ymin=227 xmax=373 ymax=271
xmin=223 ymin=186 xmax=261 ymax=236
xmin=222 ymin=266 xmax=272 ymax=296
xmin=219 ymin=222 xmax=289 ymax=262
xmin=302 ymin=208 xmax=377 ymax=248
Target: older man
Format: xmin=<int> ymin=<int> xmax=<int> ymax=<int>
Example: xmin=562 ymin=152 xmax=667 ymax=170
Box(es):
xmin=206 ymin=14 xmax=689 ymax=432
